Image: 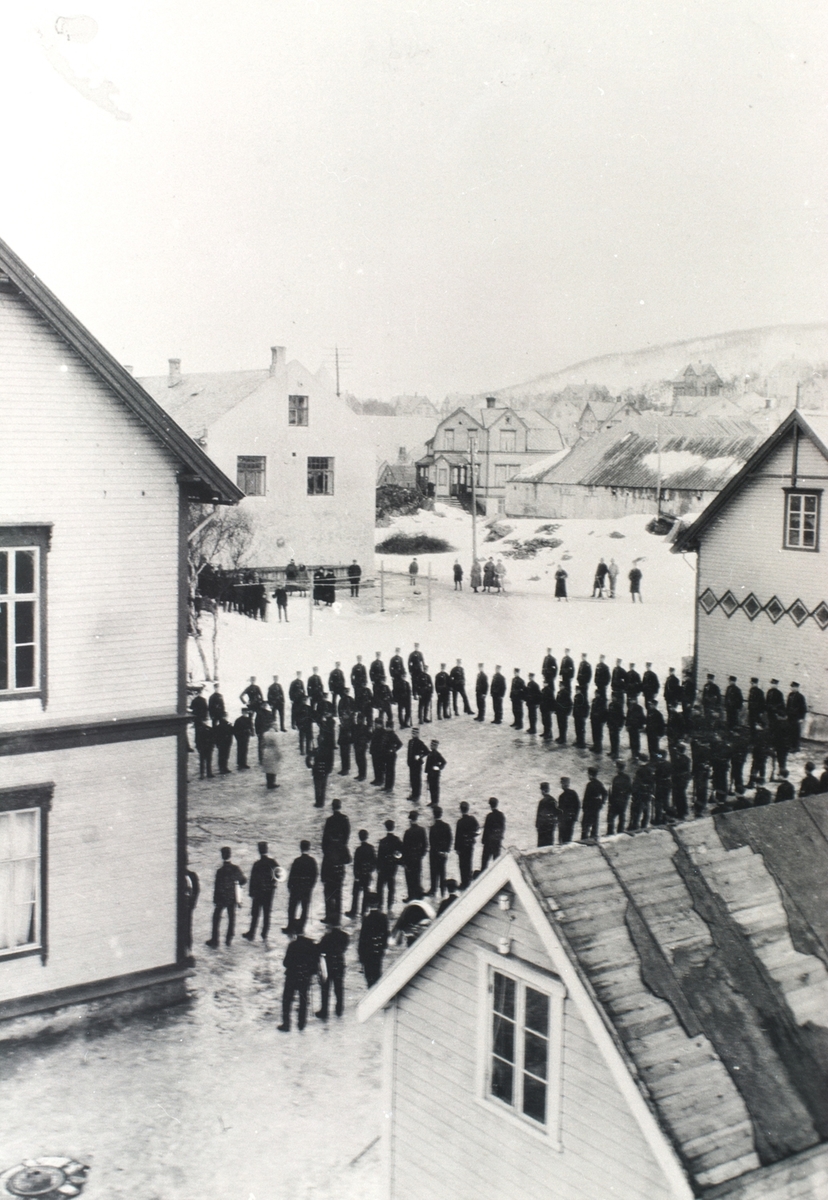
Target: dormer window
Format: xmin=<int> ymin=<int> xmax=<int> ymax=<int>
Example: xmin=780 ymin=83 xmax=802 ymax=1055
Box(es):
xmin=444 ymin=429 xmax=455 ymax=451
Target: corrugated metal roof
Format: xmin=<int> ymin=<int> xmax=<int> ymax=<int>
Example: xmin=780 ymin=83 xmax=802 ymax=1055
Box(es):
xmin=536 ymin=416 xmax=765 ymax=491
xmin=510 ymin=447 xmax=571 ymax=481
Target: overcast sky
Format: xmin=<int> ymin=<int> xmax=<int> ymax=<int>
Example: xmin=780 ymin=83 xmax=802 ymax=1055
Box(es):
xmin=2 ymin=1 xmax=825 ymax=400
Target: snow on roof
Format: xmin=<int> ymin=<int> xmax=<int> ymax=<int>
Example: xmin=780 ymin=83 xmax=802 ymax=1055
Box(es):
xmin=510 ymin=447 xmax=571 ymax=481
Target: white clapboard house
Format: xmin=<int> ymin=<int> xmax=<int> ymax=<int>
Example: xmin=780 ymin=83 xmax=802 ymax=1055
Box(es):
xmin=0 ymin=237 xmax=240 ymax=1034
xmin=359 ymin=801 xmax=828 ymax=1200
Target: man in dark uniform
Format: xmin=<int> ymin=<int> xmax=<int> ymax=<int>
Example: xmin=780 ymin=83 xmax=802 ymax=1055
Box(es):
xmin=525 ymin=673 xmax=541 ymax=734
xmin=425 ymin=739 xmax=446 ymax=806
xmin=540 ymin=679 xmax=556 ymax=740
xmin=606 ymin=694 xmax=625 ymax=759
xmin=748 ymin=716 xmax=770 ymax=787
xmin=288 ymin=672 xmax=306 ymax=729
xmin=775 ymin=769 xmax=795 ymax=803
xmin=581 ymin=768 xmax=607 ymax=840
xmin=278 ymin=934 xmax=319 ymax=1031
xmin=208 ymin=682 xmax=227 ymax=725
xmin=374 ymin=679 xmax=394 ymax=726
xmin=576 ymin=653 xmax=592 ymax=699
xmin=481 ymin=797 xmax=505 ymax=868
xmin=645 ymin=701 xmax=665 ymax=760
xmin=652 ymin=753 xmax=673 ymax=824
xmin=641 ymin=663 xmax=660 ymax=706
xmin=450 ymin=659 xmax=473 ymax=715
xmin=369 ymin=718 xmax=387 ymax=785
xmin=190 ymin=685 xmax=208 ymax=726
xmin=611 ymin=659 xmax=627 ymax=704
xmin=376 ymin=819 xmax=404 ymax=911
xmin=573 ymin=686 xmax=589 ymax=748
xmin=206 ymin=846 xmax=246 ymax=948
xmin=786 ymin=683 xmax=807 ymax=751
xmin=389 ymin=648 xmax=405 ymax=680
xmin=195 ymin=719 xmax=215 ymax=779
xmin=724 ymin=676 xmax=743 ymax=729
xmin=555 ymin=683 xmax=572 ymax=743
xmin=626 ymin=697 xmax=645 ymax=760
xmin=337 ymin=709 xmax=353 ymax=776
xmin=321 ymin=835 xmax=350 ymax=927
xmin=267 ymin=676 xmax=285 ymax=731
xmin=240 ymin=676 xmax=264 ymax=710
xmin=347 ymin=559 xmax=362 ymax=596
xmin=311 ymin=740 xmax=333 ymax=808
xmin=184 ymin=859 xmax=200 ymax=953
xmin=427 ymin=806 xmax=453 ymax=898
xmin=346 ymin=829 xmax=376 ymax=918
xmin=701 ymin=673 xmax=721 ymax=716
xmin=402 ymin=810 xmax=428 ymax=900
xmin=510 ymin=669 xmax=526 ymax=729
xmin=799 ymin=762 xmax=822 ymax=797
xmin=557 ymin=778 xmax=580 ymax=844
xmin=535 ymin=782 xmax=558 ymax=847
xmin=243 ymin=842 xmax=279 ymax=941
xmin=625 ymin=663 xmax=642 ymax=704
xmin=594 ymin=654 xmax=611 ymax=696
xmin=628 ymin=758 xmax=654 ymax=831
xmin=358 ymin=894 xmax=389 ymax=987
xmin=316 ymin=920 xmax=349 ymax=1019
xmin=666 ymin=704 xmax=685 ymax=751
xmin=435 ymin=664 xmax=452 ymax=720
xmin=475 ymin=663 xmax=489 ymax=721
xmin=490 ymin=665 xmax=506 ymax=724
xmin=542 ymin=649 xmax=558 ymax=689
xmin=417 ymin=665 xmax=433 ymax=724
xmin=408 ymin=644 xmax=424 ymax=698
xmin=663 ymin=667 xmax=682 ymax=710
xmin=455 ymin=802 xmax=480 ymax=889
xmin=607 ymin=761 xmax=631 ymax=834
xmin=307 ymin=667 xmax=325 ymax=712
xmin=590 ymin=690 xmax=607 ymax=753
xmin=214 ymin=717 xmax=234 ymax=774
xmin=328 ymin=662 xmax=346 ymax=704
xmin=284 ymin=840 xmax=317 ymax=935
xmin=393 ymin=672 xmax=412 ymax=729
xmin=369 ymin=651 xmax=386 ymax=687
xmin=353 ymin=718 xmax=371 ymax=782
xmin=672 ymin=743 xmax=691 ymax=820
xmin=382 ymin=722 xmax=403 ymax=792
xmin=406 ymin=727 xmax=428 ymax=800
xmin=351 ymin=655 xmax=368 ymax=693
xmin=560 ymin=649 xmax=575 ymax=687
xmin=747 ymin=678 xmax=766 ymax=733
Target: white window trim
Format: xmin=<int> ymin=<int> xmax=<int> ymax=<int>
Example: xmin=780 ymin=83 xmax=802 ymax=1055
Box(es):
xmin=783 ymin=489 xmax=820 ymax=552
xmin=0 ymin=543 xmax=41 ymax=697
xmin=475 ymin=946 xmax=565 ymax=1149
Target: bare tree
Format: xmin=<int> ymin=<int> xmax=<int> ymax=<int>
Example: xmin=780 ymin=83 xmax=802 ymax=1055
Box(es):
xmin=187 ymin=504 xmax=254 ymax=679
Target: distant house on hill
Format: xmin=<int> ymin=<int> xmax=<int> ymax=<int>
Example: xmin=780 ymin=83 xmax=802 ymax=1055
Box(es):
xmin=377 ymin=448 xmax=418 ymax=489
xmin=673 ymin=409 xmax=828 ymax=734
xmin=140 ymin=350 xmax=375 ymax=571
xmin=417 ymin=398 xmax=564 ymax=514
xmin=672 ymin=363 xmax=724 ymax=400
xmin=0 ymin=237 xmax=240 ymax=1036
xmin=359 ymin=801 xmax=828 ymax=1200
xmin=391 ymin=394 xmax=440 ymax=418
xmin=505 ymin=416 xmax=764 ymax=520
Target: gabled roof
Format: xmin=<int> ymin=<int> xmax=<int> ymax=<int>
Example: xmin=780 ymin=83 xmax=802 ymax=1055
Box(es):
xmin=673 ymin=409 xmax=828 ymax=552
xmin=0 ymin=237 xmax=241 ymax=504
xmin=532 ymin=416 xmax=764 ymax=491
xmin=359 ymin=799 xmax=828 ymax=1194
xmin=139 ymin=369 xmax=271 ymax=437
xmin=437 ymin=406 xmax=483 ymax=430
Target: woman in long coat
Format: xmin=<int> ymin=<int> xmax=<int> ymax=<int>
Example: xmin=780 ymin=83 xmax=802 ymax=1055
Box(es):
xmin=554 ymin=565 xmax=568 ymax=601
xmin=470 ymin=559 xmax=482 ymax=593
xmin=261 ymin=719 xmax=282 ymax=789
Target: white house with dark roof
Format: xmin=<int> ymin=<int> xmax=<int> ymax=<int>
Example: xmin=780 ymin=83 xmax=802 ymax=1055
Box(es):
xmin=358 ymin=799 xmax=828 ymax=1200
xmin=140 ymin=350 xmax=376 ymax=572
xmin=673 ymin=408 xmax=828 ymax=733
xmin=0 ymin=237 xmax=240 ymax=1035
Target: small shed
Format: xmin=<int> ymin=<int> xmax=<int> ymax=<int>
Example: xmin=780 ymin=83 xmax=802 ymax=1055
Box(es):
xmin=359 ymin=801 xmax=828 ymax=1200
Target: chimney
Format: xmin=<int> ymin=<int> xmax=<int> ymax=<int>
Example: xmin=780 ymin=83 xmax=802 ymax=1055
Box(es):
xmin=168 ymin=358 xmax=181 ymax=387
xmin=270 ymin=346 xmax=286 ymax=375
xmin=398 ymin=446 xmax=406 ymax=462
xmin=486 ymin=396 xmax=497 ymax=410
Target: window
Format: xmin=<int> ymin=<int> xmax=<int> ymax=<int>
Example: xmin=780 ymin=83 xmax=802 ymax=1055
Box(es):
xmin=0 ymin=785 xmax=52 ymax=963
xmin=236 ymin=456 xmax=266 ymax=497
xmin=500 ymin=429 xmax=517 ymax=452
xmin=443 ymin=429 xmax=455 ymax=451
xmin=437 ymin=468 xmax=449 ymax=489
xmin=289 ymin=395 xmax=308 ymax=426
xmin=479 ymin=953 xmax=564 ymax=1142
xmin=495 ymin=464 xmax=520 ymax=487
xmin=307 ymin=456 xmax=334 ymax=495
xmin=784 ymin=490 xmax=820 ymax=551
xmin=0 ymin=527 xmax=49 ymax=702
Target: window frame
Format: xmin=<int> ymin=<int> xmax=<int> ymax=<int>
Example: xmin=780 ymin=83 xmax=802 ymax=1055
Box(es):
xmin=476 ymin=948 xmax=565 ymax=1147
xmin=288 ymin=394 xmax=309 ymax=426
xmin=0 ymin=526 xmax=50 ymax=706
xmin=0 ymin=784 xmax=52 ymax=965
xmin=236 ymin=455 xmax=267 ymax=497
xmin=783 ymin=488 xmax=821 ymax=552
xmin=307 ymin=456 xmax=335 ymax=496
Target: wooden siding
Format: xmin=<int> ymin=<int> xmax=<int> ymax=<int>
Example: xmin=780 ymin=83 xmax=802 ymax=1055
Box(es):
xmin=0 ymin=737 xmax=177 ymax=1002
xmin=389 ymin=894 xmax=678 ymax=1200
xmin=0 ymin=288 xmax=181 ymax=725
xmin=695 ymin=431 xmax=828 ymax=716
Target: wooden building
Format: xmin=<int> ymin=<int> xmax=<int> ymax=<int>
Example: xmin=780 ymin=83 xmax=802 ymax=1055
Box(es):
xmin=673 ymin=409 xmax=828 ymax=735
xmin=359 ymin=801 xmax=828 ymax=1200
xmin=0 ymin=238 xmax=240 ymax=1035
xmin=672 ymin=363 xmax=724 ymax=400
xmin=140 ymin=349 xmax=376 ymax=572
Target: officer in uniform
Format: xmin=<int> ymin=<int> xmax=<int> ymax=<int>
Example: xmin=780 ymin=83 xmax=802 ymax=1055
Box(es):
xmin=267 ymin=676 xmax=285 ymax=731
xmin=358 ymin=894 xmax=389 ymax=986
xmin=369 ymin=651 xmax=386 ymax=687
xmin=510 ymin=669 xmax=526 ymax=729
xmin=607 ymin=761 xmax=631 ymax=834
xmin=278 ymin=934 xmax=319 ymax=1032
xmin=328 ymin=662 xmax=346 ymax=704
xmin=475 ymin=663 xmax=489 ymax=722
xmin=353 ymin=718 xmax=371 ymax=782
xmin=663 ymin=667 xmax=682 ymax=710
xmin=525 ymin=673 xmax=541 ymax=734
xmin=701 ymin=673 xmax=722 ymax=715
xmin=417 ymin=665 xmax=434 ymax=724
xmin=747 ymin=678 xmax=766 ymax=733
xmin=427 ymin=806 xmax=453 ymax=898
xmin=347 ymin=829 xmax=376 ymax=919
xmin=288 ymin=672 xmax=306 ymax=729
xmin=481 ymin=797 xmax=505 ymax=868
xmin=590 ymin=690 xmax=607 ymax=753
xmin=337 ymin=709 xmax=353 ymax=775
xmin=369 ymin=718 xmax=387 ymax=785
xmin=641 ymin=663 xmax=660 ymax=705
xmin=542 ymin=649 xmax=558 ymax=689
xmin=580 ymin=768 xmax=607 ymax=840
xmin=284 ymin=841 xmax=317 ymax=935
xmin=573 ymin=686 xmax=589 ymax=748
xmin=455 ymin=802 xmax=479 ymax=889
xmin=540 ymin=679 xmax=556 ymax=740
xmin=645 ymin=700 xmax=665 ymax=759
xmin=450 ymin=659 xmax=473 ymax=715
xmin=560 ymin=650 xmax=575 ymax=687
xmin=425 ymin=740 xmax=446 ymax=806
xmin=490 ymin=665 xmax=506 ymax=724
xmin=316 ymin=920 xmax=349 ymax=1019
xmin=243 ymin=842 xmax=279 ymax=941
xmin=671 ymin=743 xmax=691 ymax=820
xmin=350 ymin=655 xmax=368 ymax=693
xmin=389 ymin=648 xmax=405 ymax=680
xmin=626 ymin=697 xmax=645 ymax=760
xmin=555 ymin=682 xmax=573 ymax=743
xmin=576 ymin=654 xmax=592 ymax=699
xmin=393 ymin=671 xmax=412 ymax=729
xmin=206 ymin=847 xmax=246 ymax=948
xmin=376 ymin=820 xmax=403 ymax=911
xmin=786 ymin=683 xmax=807 ymax=751
xmin=628 ymin=758 xmax=654 ymax=831
xmin=606 ymin=694 xmax=625 ymax=759
xmin=382 ymin=722 xmax=403 ymax=792
xmin=594 ymin=654 xmax=611 ymax=696
xmin=557 ymin=778 xmax=580 ymax=844
xmin=535 ymin=783 xmax=558 ymax=847
xmin=307 ymin=667 xmax=325 ymax=712
xmin=435 ymin=664 xmax=452 ymax=720
xmin=724 ymin=676 xmax=743 ymax=729
xmin=402 ymin=810 xmax=428 ymax=901
xmin=406 ymin=727 xmax=428 ymax=800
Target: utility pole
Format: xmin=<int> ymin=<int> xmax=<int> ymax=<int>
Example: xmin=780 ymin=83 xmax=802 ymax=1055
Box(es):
xmin=655 ymin=417 xmax=662 ymax=518
xmin=309 ymin=577 xmax=313 ymax=636
xmin=335 ymin=346 xmax=341 ymax=398
xmin=470 ymin=434 xmax=478 ymax=566
xmin=427 ymin=562 xmax=432 ymax=622
xmin=380 ymin=560 xmax=385 ymax=612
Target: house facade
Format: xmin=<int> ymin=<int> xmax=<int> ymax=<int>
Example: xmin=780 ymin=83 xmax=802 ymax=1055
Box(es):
xmin=672 ymin=363 xmax=724 ymax=400
xmin=417 ymin=399 xmax=564 ymax=514
xmin=0 ymin=237 xmax=240 ymax=1034
xmin=673 ymin=410 xmax=828 ymax=734
xmin=359 ymin=802 xmax=828 ymax=1200
xmin=140 ymin=350 xmax=375 ymax=573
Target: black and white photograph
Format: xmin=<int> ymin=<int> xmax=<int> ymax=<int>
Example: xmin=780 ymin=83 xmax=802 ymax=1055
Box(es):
xmin=1 ymin=3 xmax=827 ymax=1198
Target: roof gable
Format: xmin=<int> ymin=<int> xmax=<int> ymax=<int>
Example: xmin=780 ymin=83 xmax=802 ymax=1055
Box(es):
xmin=0 ymin=237 xmax=241 ymax=504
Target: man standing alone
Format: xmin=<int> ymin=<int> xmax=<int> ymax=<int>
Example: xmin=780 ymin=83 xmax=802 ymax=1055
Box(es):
xmin=206 ymin=847 xmax=246 ymax=948
xmin=243 ymin=842 xmax=279 ymax=941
